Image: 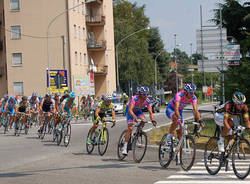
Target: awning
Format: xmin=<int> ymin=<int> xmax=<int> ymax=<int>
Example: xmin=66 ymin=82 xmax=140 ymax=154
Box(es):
xmin=85 ymin=0 xmax=102 ymax=4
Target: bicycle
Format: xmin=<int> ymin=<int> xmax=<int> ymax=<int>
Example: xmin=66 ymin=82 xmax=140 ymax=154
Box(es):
xmin=38 ymin=112 xmax=51 ymax=139
xmin=86 ymin=119 xmax=115 ymax=156
xmin=55 ymin=114 xmax=77 ymax=147
xmin=158 ymin=120 xmax=202 ymax=171
xmin=14 ymin=112 xmax=27 ymax=136
xmin=0 ymin=112 xmax=9 ymax=134
xmin=117 ymin=120 xmax=155 ymax=163
xmin=204 ymin=125 xmax=250 ymax=179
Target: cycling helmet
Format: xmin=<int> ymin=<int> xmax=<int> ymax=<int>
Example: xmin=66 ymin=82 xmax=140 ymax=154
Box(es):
xmin=103 ymin=94 xmax=112 ymax=101
xmin=9 ymin=96 xmax=15 ymax=101
xmin=54 ymin=92 xmax=60 ymax=97
xmin=139 ymin=86 xmax=149 ymax=95
xmin=64 ymin=90 xmax=70 ymax=95
xmin=69 ymin=92 xmax=76 ymax=98
xmin=38 ymin=95 xmax=43 ymax=99
xmin=45 ymin=94 xmax=51 ymax=98
xmin=184 ymin=83 xmax=197 ymax=94
xmin=22 ymin=96 xmax=28 ymax=101
xmin=32 ymin=92 xmax=38 ymax=97
xmin=232 ymin=92 xmax=246 ymax=105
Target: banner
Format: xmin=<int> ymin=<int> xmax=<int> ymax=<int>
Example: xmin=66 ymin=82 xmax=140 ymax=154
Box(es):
xmin=47 ymin=70 xmax=68 ymax=94
xmin=74 ymin=72 xmax=95 ymax=96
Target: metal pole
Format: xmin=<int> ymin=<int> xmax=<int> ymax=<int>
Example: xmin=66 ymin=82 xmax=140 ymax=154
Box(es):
xmin=47 ymin=3 xmax=84 ymax=94
xmin=115 ymin=27 xmax=150 ymax=92
xmin=190 ymin=43 xmax=194 ymax=84
xmin=154 ymin=49 xmax=164 ymax=92
xmin=174 ymin=34 xmax=178 ymax=93
xmin=220 ymin=8 xmax=225 ymax=103
xmin=200 ymin=5 xmax=206 ymax=87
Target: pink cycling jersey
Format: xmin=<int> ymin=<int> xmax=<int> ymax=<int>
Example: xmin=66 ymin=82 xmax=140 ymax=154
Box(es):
xmin=169 ymin=91 xmax=197 ymax=110
xmin=127 ymin=95 xmax=151 ymax=112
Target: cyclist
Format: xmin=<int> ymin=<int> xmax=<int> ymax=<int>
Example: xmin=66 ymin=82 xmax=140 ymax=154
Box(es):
xmin=0 ymin=94 xmax=9 ymax=128
xmin=87 ymin=95 xmax=94 ymax=111
xmin=122 ymin=93 xmax=129 ymax=105
xmin=61 ymin=92 xmax=78 ymax=117
xmin=38 ymin=94 xmax=55 ymax=133
xmin=121 ymin=87 xmax=157 ymax=155
xmin=165 ymin=83 xmax=203 ymax=146
xmin=29 ymin=92 xmax=40 ymax=124
xmin=87 ymin=94 xmax=116 ymax=144
xmin=15 ymin=96 xmax=30 ymax=128
xmin=4 ymin=96 xmax=18 ymax=129
xmin=217 ymin=92 xmax=250 ymax=152
xmin=80 ymin=95 xmax=87 ymax=112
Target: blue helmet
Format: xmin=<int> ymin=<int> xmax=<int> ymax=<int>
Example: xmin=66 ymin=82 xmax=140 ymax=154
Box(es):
xmin=69 ymin=92 xmax=76 ymax=98
xmin=232 ymin=92 xmax=246 ymax=105
xmin=184 ymin=83 xmax=197 ymax=94
xmin=139 ymin=86 xmax=150 ymax=95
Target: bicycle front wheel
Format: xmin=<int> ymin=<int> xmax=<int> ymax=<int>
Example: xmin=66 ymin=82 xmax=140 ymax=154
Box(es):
xmin=204 ymin=137 xmax=221 ymax=175
xmin=180 ymin=135 xmax=196 ymax=171
xmin=158 ymin=133 xmax=174 ymax=168
xmin=98 ymin=128 xmax=109 ymax=156
xmin=232 ymin=138 xmax=250 ymax=180
xmin=117 ymin=130 xmax=128 ymax=161
xmin=132 ymin=131 xmax=147 ymax=163
xmin=86 ymin=128 xmax=95 ymax=154
xmin=40 ymin=122 xmax=47 ymax=140
xmin=64 ymin=123 xmax=71 ymax=147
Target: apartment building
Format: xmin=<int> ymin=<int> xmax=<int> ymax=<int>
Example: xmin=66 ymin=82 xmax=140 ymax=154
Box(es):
xmin=0 ymin=0 xmax=116 ymax=97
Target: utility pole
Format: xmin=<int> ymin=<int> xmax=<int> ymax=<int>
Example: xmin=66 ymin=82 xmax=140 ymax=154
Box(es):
xmin=174 ymin=34 xmax=178 ymax=93
xmin=190 ymin=43 xmax=194 ymax=84
xmin=200 ymin=5 xmax=206 ymax=88
xmin=220 ymin=8 xmax=225 ymax=103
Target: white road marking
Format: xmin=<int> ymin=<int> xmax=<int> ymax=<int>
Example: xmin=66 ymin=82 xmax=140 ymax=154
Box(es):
xmin=154 ymin=180 xmax=250 ymax=184
xmin=167 ymin=174 xmax=235 ymax=179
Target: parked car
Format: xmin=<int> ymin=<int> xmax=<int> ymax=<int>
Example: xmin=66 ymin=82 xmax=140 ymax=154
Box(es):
xmin=142 ymin=96 xmax=160 ymax=113
xmin=107 ymin=97 xmax=124 ymax=115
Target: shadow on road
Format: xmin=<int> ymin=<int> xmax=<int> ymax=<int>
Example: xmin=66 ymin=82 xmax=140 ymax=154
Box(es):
xmin=0 ymin=172 xmax=33 ymax=178
xmin=138 ymin=165 xmax=179 ymax=171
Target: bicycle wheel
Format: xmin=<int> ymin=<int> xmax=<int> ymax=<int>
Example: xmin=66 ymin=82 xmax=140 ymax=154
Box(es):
xmin=64 ymin=123 xmax=71 ymax=147
xmin=86 ymin=128 xmax=95 ymax=154
xmin=132 ymin=131 xmax=147 ymax=163
xmin=180 ymin=135 xmax=196 ymax=171
xmin=232 ymin=138 xmax=250 ymax=180
xmin=117 ymin=130 xmax=128 ymax=161
xmin=40 ymin=122 xmax=47 ymax=139
xmin=98 ymin=128 xmax=109 ymax=156
xmin=4 ymin=118 xmax=9 ymax=134
xmin=159 ymin=133 xmax=173 ymax=168
xmin=204 ymin=137 xmax=222 ymax=175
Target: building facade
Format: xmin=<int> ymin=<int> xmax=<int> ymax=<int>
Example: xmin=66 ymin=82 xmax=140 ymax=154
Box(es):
xmin=0 ymin=0 xmax=116 ymax=97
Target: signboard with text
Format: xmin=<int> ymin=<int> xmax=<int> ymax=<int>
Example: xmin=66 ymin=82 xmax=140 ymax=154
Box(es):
xmin=74 ymin=72 xmax=95 ymax=96
xmin=47 ymin=70 xmax=68 ymax=93
xmin=224 ymin=45 xmax=240 ymax=66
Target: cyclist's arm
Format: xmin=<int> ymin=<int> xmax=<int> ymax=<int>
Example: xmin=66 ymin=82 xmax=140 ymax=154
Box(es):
xmin=74 ymin=106 xmax=78 ymax=115
xmin=95 ymin=107 xmax=100 ymax=118
xmin=243 ymin=113 xmax=250 ymax=130
xmin=111 ymin=109 xmax=116 ymax=121
xmin=174 ymin=101 xmax=182 ymax=120
xmin=128 ymin=104 xmax=137 ymax=120
xmin=147 ymin=105 xmax=155 ymax=121
xmin=223 ymin=112 xmax=231 ymax=130
xmin=192 ymin=103 xmax=201 ymax=121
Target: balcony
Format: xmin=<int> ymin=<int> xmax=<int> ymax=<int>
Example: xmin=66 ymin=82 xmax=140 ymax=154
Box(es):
xmin=89 ymin=65 xmax=107 ymax=75
xmin=87 ymin=40 xmax=106 ymax=51
xmin=85 ymin=0 xmax=102 ymax=4
xmin=86 ymin=15 xmax=105 ymax=26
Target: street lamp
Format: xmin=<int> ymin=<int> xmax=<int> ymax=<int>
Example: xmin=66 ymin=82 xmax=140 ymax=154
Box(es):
xmin=190 ymin=43 xmax=194 ymax=84
xmin=154 ymin=49 xmax=165 ymax=91
xmin=174 ymin=34 xmax=181 ymax=93
xmin=115 ymin=26 xmax=150 ymax=92
xmin=47 ymin=3 xmax=85 ymax=94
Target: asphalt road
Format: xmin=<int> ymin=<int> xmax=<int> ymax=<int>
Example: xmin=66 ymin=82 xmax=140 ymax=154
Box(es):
xmin=1 ymin=103 xmax=248 ymax=184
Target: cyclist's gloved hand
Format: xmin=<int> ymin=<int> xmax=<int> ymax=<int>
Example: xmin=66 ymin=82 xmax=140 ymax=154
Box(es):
xmin=176 ymin=118 xmax=181 ymax=124
xmin=152 ymin=120 xmax=157 ymax=127
xmin=96 ymin=116 xmax=101 ymax=122
xmin=112 ymin=119 xmax=117 ymax=124
xmin=199 ymin=120 xmax=205 ymax=128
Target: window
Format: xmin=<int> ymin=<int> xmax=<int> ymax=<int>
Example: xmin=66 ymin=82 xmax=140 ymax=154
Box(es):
xmin=78 ymin=26 xmax=81 ymax=40
xmin=73 ymin=25 xmax=76 ymax=39
xmin=82 ymin=2 xmax=84 ymax=15
xmin=77 ymin=0 xmax=80 ymax=13
xmin=13 ymin=82 xmax=23 ymax=95
xmin=10 ymin=0 xmax=20 ymax=11
xmin=80 ymin=53 xmax=82 ymax=65
xmin=12 ymin=53 xmax=22 ymax=65
xmin=72 ymin=0 xmax=75 ymax=11
xmin=75 ymin=52 xmax=78 ymax=65
xmin=11 ymin=25 xmax=21 ymax=39
xmin=82 ymin=28 xmax=85 ymax=40
xmin=84 ymin=54 xmax=86 ymax=64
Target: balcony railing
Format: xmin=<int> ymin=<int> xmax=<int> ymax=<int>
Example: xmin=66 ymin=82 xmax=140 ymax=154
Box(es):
xmin=85 ymin=0 xmax=103 ymax=4
xmin=87 ymin=40 xmax=106 ymax=51
xmin=86 ymin=15 xmax=105 ymax=26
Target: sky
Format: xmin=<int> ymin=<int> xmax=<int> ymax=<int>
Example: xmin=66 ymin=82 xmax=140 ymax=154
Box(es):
xmin=127 ymin=0 xmax=225 ymax=55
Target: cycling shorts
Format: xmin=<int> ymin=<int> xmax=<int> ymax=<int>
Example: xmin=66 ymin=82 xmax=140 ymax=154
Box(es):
xmin=126 ymin=105 xmax=144 ymax=124
xmin=93 ymin=112 xmax=105 ymax=124
xmin=166 ymin=103 xmax=183 ymax=121
xmin=64 ymin=106 xmax=72 ymax=117
xmin=6 ymin=107 xmax=15 ymax=115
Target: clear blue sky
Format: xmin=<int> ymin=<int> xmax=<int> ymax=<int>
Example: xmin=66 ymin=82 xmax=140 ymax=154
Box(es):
xmin=127 ymin=0 xmax=224 ymax=55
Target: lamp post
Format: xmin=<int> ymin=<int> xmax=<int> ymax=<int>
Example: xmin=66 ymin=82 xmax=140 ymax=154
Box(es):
xmin=154 ymin=49 xmax=164 ymax=91
xmin=190 ymin=43 xmax=194 ymax=84
xmin=174 ymin=34 xmax=178 ymax=93
xmin=47 ymin=3 xmax=84 ymax=94
xmin=115 ymin=26 xmax=150 ymax=92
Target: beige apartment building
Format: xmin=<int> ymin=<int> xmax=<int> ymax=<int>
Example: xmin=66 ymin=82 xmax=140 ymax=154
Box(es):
xmin=0 ymin=0 xmax=116 ymax=97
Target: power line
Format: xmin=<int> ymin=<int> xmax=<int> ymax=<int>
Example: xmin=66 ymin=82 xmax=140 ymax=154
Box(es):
xmin=1 ymin=26 xmax=61 ymax=39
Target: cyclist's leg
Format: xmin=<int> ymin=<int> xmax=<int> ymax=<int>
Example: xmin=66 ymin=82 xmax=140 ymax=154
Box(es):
xmin=166 ymin=104 xmax=178 ymax=134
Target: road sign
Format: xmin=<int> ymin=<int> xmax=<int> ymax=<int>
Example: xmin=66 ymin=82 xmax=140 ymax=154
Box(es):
xmin=224 ymin=45 xmax=241 ymax=66
xmin=47 ymin=70 xmax=68 ymax=93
